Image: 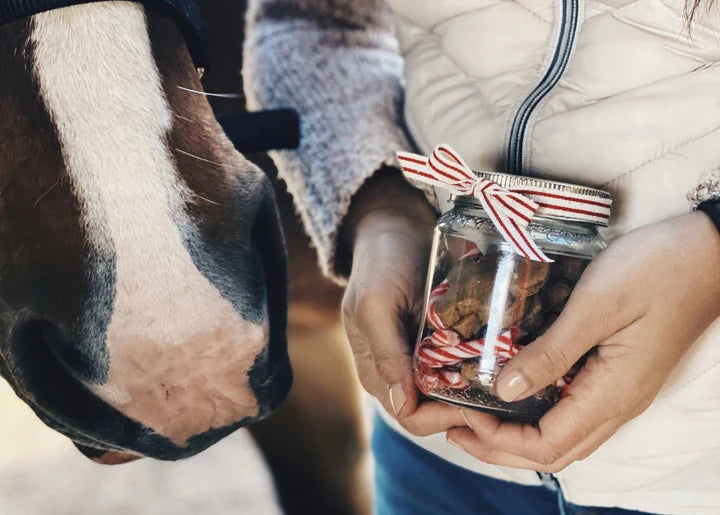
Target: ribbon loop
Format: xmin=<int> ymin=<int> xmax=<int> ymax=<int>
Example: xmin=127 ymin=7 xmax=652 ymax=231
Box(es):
xmin=398 ymin=144 xmax=553 ymax=263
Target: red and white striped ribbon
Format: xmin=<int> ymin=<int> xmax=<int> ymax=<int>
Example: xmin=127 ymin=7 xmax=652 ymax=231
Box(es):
xmin=510 ymin=186 xmax=612 ymax=226
xmin=397 ymin=144 xmax=612 ymax=262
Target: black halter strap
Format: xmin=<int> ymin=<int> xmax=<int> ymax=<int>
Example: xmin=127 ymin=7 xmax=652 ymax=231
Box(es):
xmin=1 ymin=0 xmax=301 ymax=153
xmin=0 ymin=0 xmax=208 ymax=67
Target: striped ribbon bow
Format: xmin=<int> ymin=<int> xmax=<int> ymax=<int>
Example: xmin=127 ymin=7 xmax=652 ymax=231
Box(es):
xmin=397 ymin=144 xmax=552 ymax=262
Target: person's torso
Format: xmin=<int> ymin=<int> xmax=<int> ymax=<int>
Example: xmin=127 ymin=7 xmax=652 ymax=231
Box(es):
xmin=384 ymin=1 xmax=720 ymax=512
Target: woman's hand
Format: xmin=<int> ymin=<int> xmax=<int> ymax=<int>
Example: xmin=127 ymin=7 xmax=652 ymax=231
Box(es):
xmin=447 ymin=212 xmax=720 ymax=472
xmin=341 ymin=168 xmax=465 ymax=435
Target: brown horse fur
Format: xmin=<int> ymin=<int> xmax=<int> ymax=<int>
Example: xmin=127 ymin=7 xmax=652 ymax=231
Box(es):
xmin=0 ymin=3 xmax=290 ymax=461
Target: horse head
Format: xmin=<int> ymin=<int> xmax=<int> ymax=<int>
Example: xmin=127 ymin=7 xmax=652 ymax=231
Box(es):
xmin=0 ymin=1 xmax=290 ymax=463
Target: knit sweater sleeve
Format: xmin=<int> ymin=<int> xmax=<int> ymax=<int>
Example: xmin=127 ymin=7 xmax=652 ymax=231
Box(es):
xmin=243 ymin=0 xmax=418 ymax=282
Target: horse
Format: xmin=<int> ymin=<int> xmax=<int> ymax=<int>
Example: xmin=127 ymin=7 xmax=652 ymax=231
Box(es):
xmin=1 ymin=2 xmax=369 ymax=512
xmin=0 ymin=1 xmax=291 ymax=464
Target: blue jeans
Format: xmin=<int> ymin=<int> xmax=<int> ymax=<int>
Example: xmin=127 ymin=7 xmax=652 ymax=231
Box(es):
xmin=372 ymin=415 xmax=653 ymax=515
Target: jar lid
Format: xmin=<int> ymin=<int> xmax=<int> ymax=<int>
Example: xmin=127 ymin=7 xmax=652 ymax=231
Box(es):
xmin=454 ymin=171 xmax=613 ymax=227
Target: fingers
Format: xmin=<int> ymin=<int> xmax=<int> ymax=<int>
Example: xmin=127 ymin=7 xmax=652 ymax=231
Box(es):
xmin=447 ymin=417 xmax=618 ymax=473
xmin=351 ymin=335 xmax=465 ymax=434
xmin=347 ymin=322 xmax=466 ymax=435
xmin=343 ymin=283 xmax=468 ymax=435
xmin=343 ymin=286 xmax=420 ymax=418
xmin=456 ymin=379 xmax=612 ymax=467
xmin=453 ymin=359 xmax=629 ymax=469
xmin=495 ymin=269 xmax=639 ymax=402
xmin=399 ymin=402 xmax=466 ymax=436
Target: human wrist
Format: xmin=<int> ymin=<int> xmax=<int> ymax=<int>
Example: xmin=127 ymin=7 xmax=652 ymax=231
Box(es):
xmin=671 ymin=212 xmax=720 ymax=322
xmin=341 ymin=166 xmax=436 ymax=255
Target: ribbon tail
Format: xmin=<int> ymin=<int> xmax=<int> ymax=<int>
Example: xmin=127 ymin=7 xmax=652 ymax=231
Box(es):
xmin=476 ymin=192 xmax=553 ymax=263
xmin=521 ymin=236 xmax=553 ymax=263
xmin=502 ymin=214 xmax=554 ymax=263
xmin=397 ymin=151 xmax=453 ymax=189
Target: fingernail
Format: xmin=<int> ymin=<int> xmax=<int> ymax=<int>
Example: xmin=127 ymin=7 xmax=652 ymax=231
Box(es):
xmin=497 ymin=371 xmax=531 ymax=402
xmin=446 ymin=436 xmax=464 ymax=452
xmin=388 ymin=383 xmax=406 ymax=416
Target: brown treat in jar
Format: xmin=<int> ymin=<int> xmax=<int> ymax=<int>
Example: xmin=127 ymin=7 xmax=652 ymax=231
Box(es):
xmin=521 ymin=296 xmax=544 ymax=334
xmin=524 ymin=295 xmax=543 ymax=318
xmin=444 ymin=257 xmax=496 ymax=291
xmin=453 ymin=313 xmax=483 ymax=339
xmin=435 ymin=256 xmax=527 ymax=333
xmin=542 ymin=280 xmax=573 ymax=313
xmin=511 ymin=260 xmax=551 ymax=298
xmin=500 ymin=294 xmax=526 ymax=328
xmin=437 ymin=294 xmax=522 ymax=336
xmin=461 ymin=360 xmax=480 ymax=381
xmin=552 ymin=256 xmax=588 ymax=283
xmin=435 ymin=259 xmax=496 ymax=326
xmin=435 ymin=297 xmax=484 ymax=328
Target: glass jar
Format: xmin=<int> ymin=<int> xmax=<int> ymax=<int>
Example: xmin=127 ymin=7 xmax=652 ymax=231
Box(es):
xmin=414 ymin=173 xmax=612 ymax=422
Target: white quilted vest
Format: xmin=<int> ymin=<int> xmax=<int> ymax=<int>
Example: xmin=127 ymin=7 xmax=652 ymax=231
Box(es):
xmin=380 ymin=1 xmax=720 ymax=513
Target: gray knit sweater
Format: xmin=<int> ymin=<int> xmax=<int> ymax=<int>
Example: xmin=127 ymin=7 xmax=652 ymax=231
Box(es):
xmin=243 ymin=0 xmax=720 ymax=282
xmin=243 ymin=0 xmax=413 ymax=281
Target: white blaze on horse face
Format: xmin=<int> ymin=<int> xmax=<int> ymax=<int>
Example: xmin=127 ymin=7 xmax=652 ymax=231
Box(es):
xmin=30 ymin=2 xmax=266 ymax=446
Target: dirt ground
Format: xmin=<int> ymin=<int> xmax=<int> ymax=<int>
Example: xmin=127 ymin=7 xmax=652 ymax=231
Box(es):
xmin=0 ymin=379 xmax=282 ymax=515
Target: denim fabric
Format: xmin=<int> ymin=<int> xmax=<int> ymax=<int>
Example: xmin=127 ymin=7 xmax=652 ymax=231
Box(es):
xmin=372 ymin=415 xmax=654 ymax=515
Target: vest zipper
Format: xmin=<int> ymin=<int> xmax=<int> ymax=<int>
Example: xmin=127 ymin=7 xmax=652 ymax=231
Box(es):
xmin=506 ymin=0 xmax=581 ymax=174
xmin=507 ymin=0 xmax=580 ymax=497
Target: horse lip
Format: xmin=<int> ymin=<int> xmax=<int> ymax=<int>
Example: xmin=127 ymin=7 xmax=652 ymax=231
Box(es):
xmin=90 ymin=451 xmax=143 ymax=465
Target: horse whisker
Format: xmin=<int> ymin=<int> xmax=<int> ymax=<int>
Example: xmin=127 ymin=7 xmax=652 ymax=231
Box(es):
xmin=173 ymin=149 xmax=228 ymax=206
xmin=194 ymin=193 xmax=222 ymax=206
xmin=174 ymin=114 xmax=196 ymax=124
xmin=33 ymin=178 xmax=60 ymax=208
xmin=174 ymin=148 xmax=232 ymax=169
xmin=177 ymin=86 xmax=243 ymax=98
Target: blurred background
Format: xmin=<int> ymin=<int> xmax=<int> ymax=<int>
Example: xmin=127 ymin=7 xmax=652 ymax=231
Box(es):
xmin=0 ymin=380 xmax=281 ymax=514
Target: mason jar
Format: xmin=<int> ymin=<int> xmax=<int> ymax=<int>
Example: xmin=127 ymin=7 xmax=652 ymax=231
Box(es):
xmin=413 ymin=172 xmax=612 ymax=422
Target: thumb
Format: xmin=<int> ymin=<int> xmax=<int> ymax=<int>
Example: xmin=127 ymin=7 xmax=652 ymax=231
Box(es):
xmin=343 ymin=289 xmax=419 ymax=418
xmin=367 ymin=307 xmax=419 ymax=418
xmin=495 ymin=278 xmax=625 ymax=402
